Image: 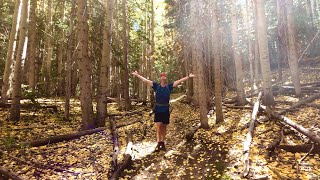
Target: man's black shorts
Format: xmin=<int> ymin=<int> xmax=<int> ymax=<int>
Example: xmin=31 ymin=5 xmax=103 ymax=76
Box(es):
xmin=154 ymin=111 xmax=170 ymax=124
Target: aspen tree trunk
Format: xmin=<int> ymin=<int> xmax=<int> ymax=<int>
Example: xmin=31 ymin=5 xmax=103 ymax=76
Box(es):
xmin=255 ymin=0 xmax=275 ymax=106
xmin=28 ymin=0 xmax=37 ymax=91
xmin=142 ymin=2 xmax=148 ymax=103
xmin=10 ymin=0 xmax=28 ymax=121
xmin=64 ymin=0 xmax=76 ymax=121
xmin=212 ymin=0 xmax=224 ymax=123
xmin=231 ymin=0 xmax=246 ymax=105
xmin=149 ymin=0 xmax=155 ymax=108
xmin=286 ymin=0 xmax=302 ymax=97
xmin=77 ymin=0 xmax=94 ymax=129
xmin=277 ymin=0 xmax=287 ymax=83
xmin=57 ymin=1 xmax=66 ymax=96
xmin=1 ymin=0 xmax=21 ymax=103
xmin=43 ymin=0 xmax=53 ymax=95
xmin=191 ymin=0 xmax=209 ymax=128
xmin=96 ymin=0 xmax=113 ymax=127
xmin=122 ymin=0 xmax=131 ymax=110
xmin=246 ymin=0 xmax=255 ymax=93
xmin=254 ymin=2 xmax=260 ymax=81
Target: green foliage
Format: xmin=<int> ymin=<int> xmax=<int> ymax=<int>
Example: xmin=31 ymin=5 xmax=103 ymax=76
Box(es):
xmin=22 ymin=86 xmax=40 ymax=106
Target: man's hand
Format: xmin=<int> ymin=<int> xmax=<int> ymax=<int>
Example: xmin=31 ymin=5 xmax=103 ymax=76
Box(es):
xmin=188 ymin=73 xmax=195 ymax=78
xmin=131 ymin=71 xmax=139 ymax=76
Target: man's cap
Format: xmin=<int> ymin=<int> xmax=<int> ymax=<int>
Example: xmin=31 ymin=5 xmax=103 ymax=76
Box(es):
xmin=160 ymin=72 xmax=167 ymax=77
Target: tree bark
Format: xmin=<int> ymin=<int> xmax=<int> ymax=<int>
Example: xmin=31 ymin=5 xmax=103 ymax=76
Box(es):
xmin=110 ymin=132 xmax=133 ymax=180
xmin=1 ymin=0 xmax=21 ymax=103
xmin=191 ymin=0 xmax=209 ymax=128
xmin=64 ymin=0 xmax=76 ymax=121
xmin=255 ymin=0 xmax=275 ymax=106
xmin=211 ymin=0 xmax=224 ymax=123
xmin=121 ymin=0 xmax=131 ymax=110
xmin=9 ymin=0 xmax=28 ymax=122
xmin=231 ymin=0 xmax=246 ymax=105
xmin=27 ymin=0 xmax=37 ymax=92
xmin=77 ymin=0 xmax=94 ymax=129
xmin=286 ymin=0 xmax=302 ymax=97
xmin=277 ymin=144 xmax=320 ymax=154
xmin=243 ymin=92 xmax=262 ymax=177
xmin=0 ymin=166 xmax=24 ymax=180
xmin=42 ymin=0 xmax=53 ymax=95
xmin=96 ymin=0 xmax=114 ymax=127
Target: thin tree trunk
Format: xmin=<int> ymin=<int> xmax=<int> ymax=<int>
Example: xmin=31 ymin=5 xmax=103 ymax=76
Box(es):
xmin=77 ymin=0 xmax=94 ymax=129
xmin=43 ymin=0 xmax=53 ymax=95
xmin=121 ymin=0 xmax=131 ymax=110
xmin=277 ymin=0 xmax=287 ymax=84
xmin=64 ymin=0 xmax=76 ymax=121
xmin=28 ymin=0 xmax=37 ymax=91
xmin=149 ymin=0 xmax=155 ymax=108
xmin=1 ymin=0 xmax=21 ymax=103
xmin=286 ymin=0 xmax=302 ymax=97
xmin=57 ymin=1 xmax=66 ymax=96
xmin=246 ymin=0 xmax=255 ymax=93
xmin=255 ymin=0 xmax=275 ymax=106
xmin=96 ymin=0 xmax=113 ymax=127
xmin=10 ymin=0 xmax=28 ymax=121
xmin=212 ymin=0 xmax=223 ymax=123
xmin=231 ymin=0 xmax=246 ymax=105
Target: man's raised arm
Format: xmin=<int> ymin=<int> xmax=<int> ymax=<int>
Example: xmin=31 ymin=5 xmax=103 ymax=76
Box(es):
xmin=131 ymin=71 xmax=153 ymax=86
xmin=173 ymin=73 xmax=195 ymax=87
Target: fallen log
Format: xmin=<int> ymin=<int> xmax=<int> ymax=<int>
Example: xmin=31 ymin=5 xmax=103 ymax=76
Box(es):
xmin=223 ymin=92 xmax=259 ymax=104
xmin=277 ymin=144 xmax=320 ymax=154
xmin=0 ymin=103 xmax=58 ymax=112
xmin=265 ymin=127 xmax=284 ymax=160
xmin=0 ymin=166 xmax=24 ymax=180
xmin=306 ymin=103 xmax=320 ymax=109
xmin=5 ymin=127 xmax=109 ymax=149
xmin=243 ymin=92 xmax=262 ymax=177
xmin=110 ymin=119 xmax=119 ymax=172
xmin=278 ymin=92 xmax=320 ymax=114
xmin=108 ymin=110 xmax=144 ymax=117
xmin=116 ymin=119 xmax=143 ymax=128
xmin=186 ymin=123 xmax=201 ymax=141
xmin=111 ymin=132 xmax=133 ymax=180
xmin=264 ymin=108 xmax=320 ymax=145
xmin=0 ymin=150 xmax=78 ymax=174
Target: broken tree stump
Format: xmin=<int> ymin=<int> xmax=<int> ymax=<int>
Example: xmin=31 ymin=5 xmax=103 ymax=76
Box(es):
xmin=111 ymin=132 xmax=133 ymax=180
xmin=0 ymin=166 xmax=24 ymax=180
xmin=243 ymin=92 xmax=262 ymax=177
xmin=186 ymin=123 xmax=201 ymax=141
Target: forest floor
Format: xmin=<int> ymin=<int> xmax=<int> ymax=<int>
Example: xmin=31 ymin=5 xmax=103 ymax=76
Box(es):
xmin=1 ymin=60 xmax=320 ymax=180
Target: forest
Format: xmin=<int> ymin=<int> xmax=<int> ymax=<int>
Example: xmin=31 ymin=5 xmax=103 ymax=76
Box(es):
xmin=0 ymin=0 xmax=320 ymax=179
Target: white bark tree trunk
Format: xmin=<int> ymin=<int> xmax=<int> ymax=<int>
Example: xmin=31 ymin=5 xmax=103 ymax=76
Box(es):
xmin=10 ymin=0 xmax=28 ymax=121
xmin=231 ymin=0 xmax=246 ymax=105
xmin=255 ymin=0 xmax=275 ymax=106
xmin=1 ymin=0 xmax=21 ymax=103
xmin=286 ymin=0 xmax=302 ymax=97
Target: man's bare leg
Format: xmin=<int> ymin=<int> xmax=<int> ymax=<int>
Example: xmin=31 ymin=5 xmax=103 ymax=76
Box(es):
xmin=156 ymin=122 xmax=161 ymax=142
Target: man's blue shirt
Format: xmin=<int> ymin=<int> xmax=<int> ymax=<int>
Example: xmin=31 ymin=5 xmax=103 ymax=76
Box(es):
xmin=152 ymin=82 xmax=174 ymax=113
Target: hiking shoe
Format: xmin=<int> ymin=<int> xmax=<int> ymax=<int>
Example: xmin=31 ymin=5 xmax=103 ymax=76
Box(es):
xmin=159 ymin=142 xmax=166 ymax=151
xmin=154 ymin=142 xmax=161 ymax=152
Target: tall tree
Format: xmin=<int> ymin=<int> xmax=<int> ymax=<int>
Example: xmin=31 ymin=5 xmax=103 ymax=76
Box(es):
xmin=149 ymin=0 xmax=155 ymax=108
xmin=1 ymin=0 xmax=21 ymax=103
xmin=77 ymin=0 xmax=94 ymax=129
xmin=286 ymin=0 xmax=302 ymax=96
xmin=231 ymin=0 xmax=246 ymax=105
xmin=64 ymin=0 xmax=76 ymax=121
xmin=42 ymin=0 xmax=53 ymax=94
xmin=27 ymin=0 xmax=37 ymax=91
xmin=57 ymin=0 xmax=66 ymax=96
xmin=96 ymin=0 xmax=114 ymax=127
xmin=121 ymin=0 xmax=131 ymax=110
xmin=191 ymin=0 xmax=209 ymax=128
xmin=277 ymin=0 xmax=287 ymax=83
xmin=10 ymin=0 xmax=28 ymax=121
xmin=255 ymin=0 xmax=275 ymax=106
xmin=212 ymin=0 xmax=224 ymax=123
